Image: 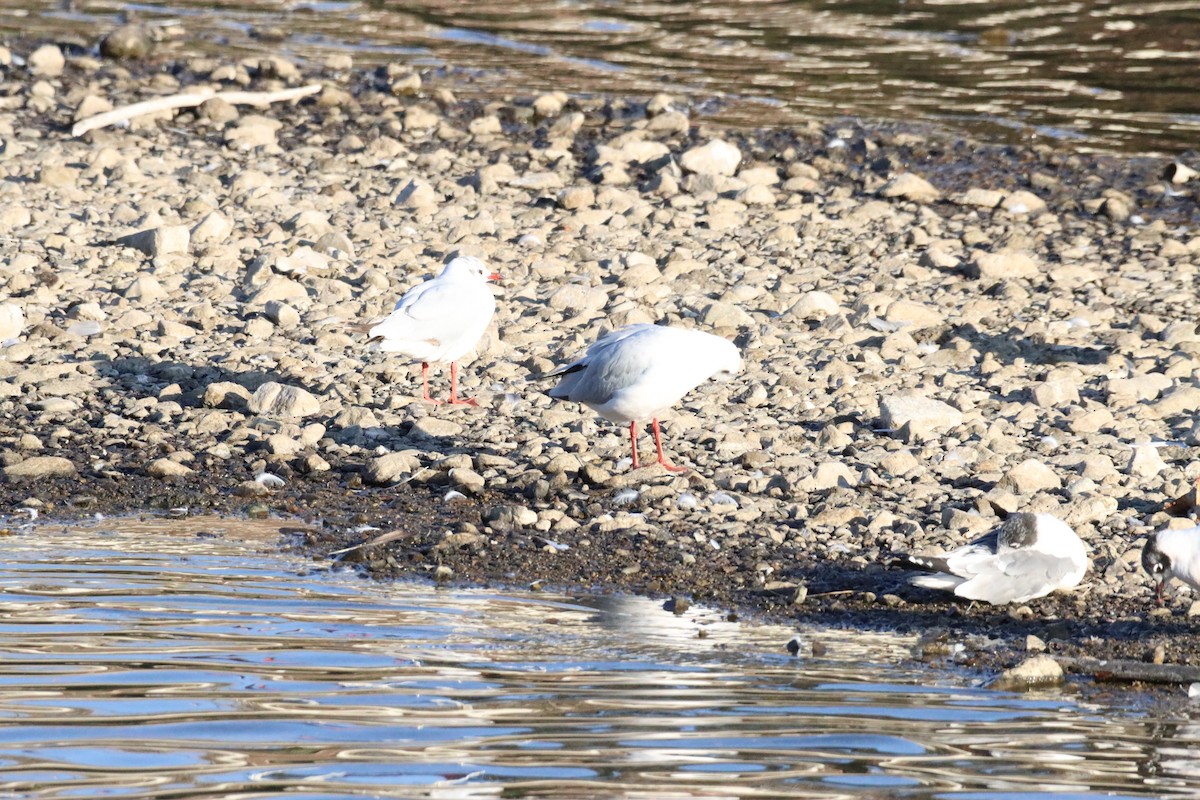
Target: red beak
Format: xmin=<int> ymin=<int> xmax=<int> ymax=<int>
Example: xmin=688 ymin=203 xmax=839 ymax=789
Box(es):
xmin=488 ymin=272 xmax=502 ymax=281
xmin=1156 ymin=580 xmax=1166 ymax=606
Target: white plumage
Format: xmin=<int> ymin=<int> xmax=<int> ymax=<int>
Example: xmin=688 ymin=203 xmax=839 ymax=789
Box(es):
xmin=546 ymin=324 xmax=743 ymax=471
xmin=368 ymin=256 xmax=500 ymax=406
xmin=895 ymin=512 xmax=1088 ymax=605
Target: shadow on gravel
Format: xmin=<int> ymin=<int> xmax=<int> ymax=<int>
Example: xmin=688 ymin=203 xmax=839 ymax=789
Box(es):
xmin=945 ymin=323 xmax=1110 ymax=366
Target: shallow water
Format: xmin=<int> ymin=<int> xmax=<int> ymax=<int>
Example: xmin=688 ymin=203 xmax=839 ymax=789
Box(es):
xmin=0 ymin=516 xmax=1198 ymax=798
xmin=6 ymin=0 xmax=1200 ymax=153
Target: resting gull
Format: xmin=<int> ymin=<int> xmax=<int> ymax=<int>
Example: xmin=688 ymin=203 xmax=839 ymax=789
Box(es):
xmin=892 ymin=512 xmax=1088 ymax=605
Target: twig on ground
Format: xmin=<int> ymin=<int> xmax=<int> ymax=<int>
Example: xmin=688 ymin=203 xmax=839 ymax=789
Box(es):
xmin=71 ymin=83 xmax=322 ymax=137
xmin=1060 ymin=656 xmax=1200 ymax=685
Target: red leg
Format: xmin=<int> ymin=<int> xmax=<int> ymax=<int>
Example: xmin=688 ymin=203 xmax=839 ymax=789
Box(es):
xmin=447 ymin=362 xmax=479 ymax=406
xmin=652 ymin=418 xmax=688 ymax=472
xmin=420 ymin=362 xmax=443 ymax=405
xmin=629 ymin=421 xmax=640 ymax=469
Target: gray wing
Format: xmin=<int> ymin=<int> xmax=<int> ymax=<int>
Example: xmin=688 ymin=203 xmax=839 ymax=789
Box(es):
xmin=953 ymin=550 xmax=1079 ymax=604
xmin=544 ymin=325 xmax=659 ymax=402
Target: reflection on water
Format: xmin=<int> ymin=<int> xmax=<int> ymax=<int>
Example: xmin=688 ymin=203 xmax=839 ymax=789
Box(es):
xmin=5 ymin=0 xmax=1200 ymax=152
xmin=0 ymin=517 xmax=1197 ymax=797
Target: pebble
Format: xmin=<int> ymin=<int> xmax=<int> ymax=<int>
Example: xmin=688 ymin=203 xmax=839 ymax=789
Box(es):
xmin=3 ymin=456 xmax=76 ymax=479
xmin=247 ymin=382 xmax=322 ymax=418
xmin=879 ymin=172 xmax=939 ymax=202
xmin=986 ymin=655 xmax=1063 ymax=691
xmin=879 ymin=394 xmax=963 ymax=433
xmin=968 ymin=250 xmax=1038 ymax=280
xmin=116 ymin=225 xmax=190 ymax=258
xmin=145 ymin=458 xmax=193 ymax=478
xmin=28 ymin=44 xmax=64 ymax=77
xmin=101 ymin=25 xmax=154 ymax=60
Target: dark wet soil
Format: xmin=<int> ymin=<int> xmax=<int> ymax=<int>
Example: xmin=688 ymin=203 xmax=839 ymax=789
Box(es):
xmin=6 ymin=468 xmax=1195 ymax=684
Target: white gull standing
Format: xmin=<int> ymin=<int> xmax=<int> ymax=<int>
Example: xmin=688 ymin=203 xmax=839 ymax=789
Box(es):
xmin=892 ymin=512 xmax=1089 ymax=604
xmin=367 ymin=256 xmax=501 ymax=406
xmin=1142 ymin=526 xmax=1200 ymax=603
xmin=545 ymin=324 xmax=742 ymax=471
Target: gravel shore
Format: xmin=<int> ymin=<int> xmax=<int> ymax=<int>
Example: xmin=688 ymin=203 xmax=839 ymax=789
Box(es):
xmin=5 ymin=40 xmax=1200 ymax=679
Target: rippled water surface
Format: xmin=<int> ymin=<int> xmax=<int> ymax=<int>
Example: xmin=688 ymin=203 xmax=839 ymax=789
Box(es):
xmin=0 ymin=516 xmax=1199 ymax=798
xmin=5 ymin=0 xmax=1200 ymax=153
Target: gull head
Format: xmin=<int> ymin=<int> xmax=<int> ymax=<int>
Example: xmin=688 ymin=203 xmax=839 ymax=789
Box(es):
xmin=1141 ymin=534 xmax=1171 ymax=604
xmin=444 ymin=255 xmax=502 ymax=282
xmin=711 ymin=339 xmax=744 ymax=383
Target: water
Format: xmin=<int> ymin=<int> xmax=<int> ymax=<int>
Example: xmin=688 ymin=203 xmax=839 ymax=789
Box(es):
xmin=0 ymin=515 xmax=1195 ymax=798
xmin=5 ymin=0 xmax=1200 ymax=154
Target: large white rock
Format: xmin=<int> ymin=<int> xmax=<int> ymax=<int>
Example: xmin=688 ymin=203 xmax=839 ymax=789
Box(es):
xmin=880 ymin=394 xmax=963 ymax=432
xmin=680 ymin=139 xmax=741 ymax=176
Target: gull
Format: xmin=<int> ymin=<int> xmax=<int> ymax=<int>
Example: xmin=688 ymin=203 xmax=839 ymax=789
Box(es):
xmin=545 ymin=324 xmax=742 ymax=471
xmin=892 ymin=512 xmax=1088 ymax=604
xmin=367 ymin=256 xmax=500 ymax=406
xmin=1142 ymin=526 xmax=1200 ymax=603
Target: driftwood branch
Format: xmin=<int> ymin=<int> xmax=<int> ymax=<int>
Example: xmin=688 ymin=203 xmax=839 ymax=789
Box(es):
xmin=1060 ymin=656 xmax=1200 ymax=685
xmin=71 ymin=83 xmax=322 ymax=137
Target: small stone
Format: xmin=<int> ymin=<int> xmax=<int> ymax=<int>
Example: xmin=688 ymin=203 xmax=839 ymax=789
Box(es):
xmin=145 ymin=458 xmax=192 ymax=478
xmin=959 ymin=187 xmax=1004 ymax=208
xmin=100 ymin=25 xmax=154 ymax=60
xmin=192 ymin=211 xmax=233 ymax=244
xmin=787 ymin=291 xmax=841 ymax=320
xmin=265 ymin=434 xmax=304 ymax=456
xmin=679 ymin=139 xmax=741 ymax=176
xmin=992 ymin=655 xmax=1063 ymax=689
xmin=533 ymin=91 xmax=567 ymax=117
xmin=198 ymin=97 xmax=239 ymax=124
xmin=390 ymin=72 xmax=422 ymax=95
xmin=247 ymin=382 xmax=321 ymax=418
xmin=28 ymin=44 xmax=65 ymax=77
xmin=1026 ymin=635 xmax=1047 ymax=652
xmin=999 ymin=459 xmax=1061 ymax=494
xmin=123 ymin=274 xmax=167 ymax=302
xmin=264 ymin=300 xmax=300 ymax=329
xmin=203 ymin=381 xmax=251 ymax=411
xmin=1002 ymin=190 xmax=1046 ymax=215
xmin=225 ymin=115 xmax=282 ymax=148
xmin=395 ymin=178 xmax=437 ymax=209
xmin=364 ymin=452 xmax=421 ymax=485
xmin=116 ymin=225 xmax=190 ymax=257
xmin=3 ymin=456 xmax=75 ymax=479
xmin=1126 ymin=444 xmax=1168 ymax=478
xmin=557 ymin=185 xmax=595 ymax=210
xmin=879 ymin=172 xmax=939 ymax=202
xmin=1031 ymin=379 xmax=1079 ymax=408
xmin=968 ymin=250 xmax=1038 ymax=280
xmin=701 ymin=300 xmax=753 ymax=329
xmin=449 ymin=467 xmax=486 ymax=494
xmin=880 ymin=394 xmax=963 ymax=433
xmin=407 ymin=417 xmax=463 ymax=440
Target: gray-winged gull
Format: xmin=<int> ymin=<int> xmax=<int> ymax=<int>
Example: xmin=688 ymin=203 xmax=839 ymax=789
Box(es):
xmin=545 ymin=324 xmax=742 ymax=471
xmin=893 ymin=512 xmax=1088 ymax=604
xmin=1142 ymin=525 xmax=1200 ymax=603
